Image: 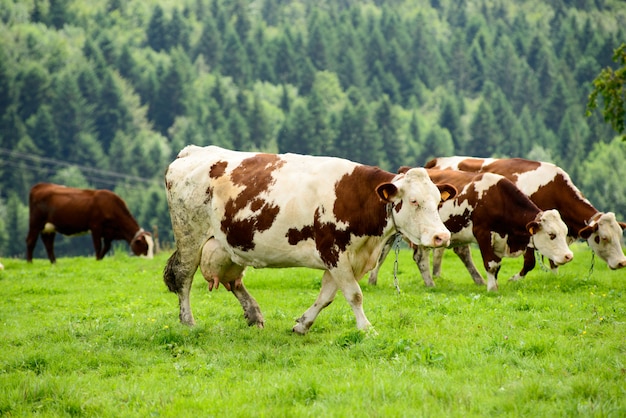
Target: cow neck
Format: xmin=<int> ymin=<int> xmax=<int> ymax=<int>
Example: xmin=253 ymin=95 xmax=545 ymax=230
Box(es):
xmin=386 ymin=202 xmax=398 ymax=233
xmin=131 ymin=228 xmax=145 ymax=243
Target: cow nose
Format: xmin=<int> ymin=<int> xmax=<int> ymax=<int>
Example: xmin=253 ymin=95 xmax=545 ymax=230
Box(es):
xmin=564 ymin=252 xmax=573 ymax=263
xmin=612 ymin=259 xmax=626 ymax=270
xmin=433 ymin=232 xmax=450 ymax=248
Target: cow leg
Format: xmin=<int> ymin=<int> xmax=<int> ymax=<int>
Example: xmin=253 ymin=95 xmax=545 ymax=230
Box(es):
xmin=453 ymin=245 xmax=486 ymax=285
xmin=40 ymin=233 xmax=57 ymax=263
xmin=229 ymin=278 xmax=264 ymax=328
xmin=164 ymin=249 xmax=200 ymax=326
xmin=413 ymin=245 xmax=435 ymax=287
xmin=89 ymin=231 xmax=102 ymax=260
xmin=99 ymin=238 xmax=112 ymax=260
xmin=293 ymin=271 xmax=339 ymax=335
xmin=484 ymin=259 xmax=502 ymax=292
xmin=431 ymin=247 xmax=445 ymax=277
xmin=368 ymin=234 xmax=395 ymax=285
xmin=510 ymin=248 xmax=536 ymax=281
xmin=26 ymin=229 xmax=40 ymax=262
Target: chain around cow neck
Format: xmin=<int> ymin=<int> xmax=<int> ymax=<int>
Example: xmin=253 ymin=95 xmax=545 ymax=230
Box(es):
xmin=386 ymin=202 xmax=398 ymax=233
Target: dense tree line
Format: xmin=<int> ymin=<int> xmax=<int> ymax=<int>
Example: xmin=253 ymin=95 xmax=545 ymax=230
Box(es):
xmin=0 ymin=0 xmax=625 ymax=258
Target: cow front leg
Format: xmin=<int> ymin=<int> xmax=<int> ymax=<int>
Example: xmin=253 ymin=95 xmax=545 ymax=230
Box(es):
xmin=485 ymin=259 xmax=502 ymax=292
xmin=293 ymin=270 xmax=338 ymax=335
xmin=91 ymin=232 xmax=104 ymax=260
xmin=453 ymin=245 xmax=486 ymax=285
xmin=510 ymin=248 xmax=536 ymax=281
xmin=41 ymin=233 xmax=57 ymax=263
xmin=413 ymin=245 xmax=435 ymax=287
xmin=229 ymin=278 xmax=264 ymax=328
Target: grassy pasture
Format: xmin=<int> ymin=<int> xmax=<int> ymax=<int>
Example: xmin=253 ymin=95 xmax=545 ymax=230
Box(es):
xmin=0 ymin=243 xmax=624 ymax=417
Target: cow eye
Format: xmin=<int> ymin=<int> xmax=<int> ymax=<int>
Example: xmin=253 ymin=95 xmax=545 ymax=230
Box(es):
xmin=549 ymin=233 xmax=556 ymax=240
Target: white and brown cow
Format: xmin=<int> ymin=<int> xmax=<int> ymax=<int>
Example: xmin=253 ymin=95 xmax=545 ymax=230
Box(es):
xmin=369 ymin=168 xmax=573 ymax=291
xmin=425 ymin=157 xmax=626 ymax=278
xmin=26 ymin=183 xmax=154 ymax=263
xmin=163 ymin=145 xmax=456 ymax=334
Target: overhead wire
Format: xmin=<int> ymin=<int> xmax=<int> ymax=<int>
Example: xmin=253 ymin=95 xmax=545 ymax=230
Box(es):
xmin=0 ymin=147 xmax=162 ymax=189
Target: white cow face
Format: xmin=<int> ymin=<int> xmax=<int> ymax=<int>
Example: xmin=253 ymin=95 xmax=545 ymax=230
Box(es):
xmin=378 ymin=167 xmax=454 ymax=248
xmin=528 ymin=209 xmax=573 ymax=266
xmin=580 ymin=212 xmax=626 ymax=270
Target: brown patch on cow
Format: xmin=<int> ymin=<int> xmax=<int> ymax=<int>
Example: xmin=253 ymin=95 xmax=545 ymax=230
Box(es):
xmin=221 ymin=154 xmax=285 ymax=251
xmin=445 ymin=211 xmax=471 ymax=233
xmin=457 ymin=158 xmax=490 ymax=172
xmin=210 ymin=161 xmax=228 ymax=178
xmin=333 ymin=166 xmax=394 ymax=237
xmin=287 ymin=208 xmax=352 ymax=268
xmin=287 ymin=224 xmax=315 ymax=245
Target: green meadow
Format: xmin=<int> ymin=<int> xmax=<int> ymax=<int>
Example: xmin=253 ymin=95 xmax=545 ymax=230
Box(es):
xmin=1 ymin=243 xmax=624 ymax=417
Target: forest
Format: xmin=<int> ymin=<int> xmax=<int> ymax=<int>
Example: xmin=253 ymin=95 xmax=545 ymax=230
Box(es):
xmin=1 ymin=0 xmax=625 ymax=259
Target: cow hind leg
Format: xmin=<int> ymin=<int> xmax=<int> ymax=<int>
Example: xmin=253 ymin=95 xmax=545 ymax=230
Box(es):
xmin=41 ymin=233 xmax=57 ymax=263
xmin=229 ymin=279 xmax=264 ymax=328
xmin=431 ymin=247 xmax=445 ymax=278
xmin=26 ymin=229 xmax=40 ymax=262
xmin=163 ymin=249 xmax=198 ymax=326
xmin=293 ymin=271 xmax=339 ymax=335
xmin=368 ymin=234 xmax=396 ymax=286
xmin=198 ymin=238 xmax=262 ymax=327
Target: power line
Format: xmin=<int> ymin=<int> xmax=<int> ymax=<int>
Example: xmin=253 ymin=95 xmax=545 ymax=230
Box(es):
xmin=0 ymin=147 xmax=160 ymax=187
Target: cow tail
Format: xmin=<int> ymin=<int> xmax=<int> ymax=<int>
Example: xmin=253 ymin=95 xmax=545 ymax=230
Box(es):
xmin=163 ymin=249 xmax=182 ymax=293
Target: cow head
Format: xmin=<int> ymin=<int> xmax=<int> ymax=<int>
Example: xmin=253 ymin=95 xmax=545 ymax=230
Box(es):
xmin=377 ymin=167 xmax=456 ymax=248
xmin=527 ymin=209 xmax=573 ymax=266
xmin=131 ymin=229 xmax=155 ymax=259
xmin=578 ymin=212 xmax=626 ymax=270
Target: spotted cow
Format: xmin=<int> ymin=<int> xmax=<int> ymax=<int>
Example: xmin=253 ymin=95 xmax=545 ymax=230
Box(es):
xmin=163 ymin=145 xmax=457 ymax=334
xmin=26 ymin=183 xmax=154 ymax=263
xmin=369 ymin=168 xmax=574 ymax=291
xmin=425 ymin=157 xmax=626 ymax=278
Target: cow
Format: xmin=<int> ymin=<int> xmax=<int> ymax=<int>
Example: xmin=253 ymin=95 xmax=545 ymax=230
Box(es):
xmin=368 ymin=168 xmax=574 ymax=292
xmin=163 ymin=145 xmax=457 ymax=334
xmin=26 ymin=183 xmax=154 ymax=263
xmin=425 ymin=157 xmax=626 ymax=278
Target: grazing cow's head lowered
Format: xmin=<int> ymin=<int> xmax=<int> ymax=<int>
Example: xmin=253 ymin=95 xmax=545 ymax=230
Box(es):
xmin=26 ymin=183 xmax=154 ymax=263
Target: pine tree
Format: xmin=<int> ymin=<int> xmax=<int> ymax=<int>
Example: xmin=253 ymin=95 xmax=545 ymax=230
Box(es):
xmin=376 ymin=95 xmax=405 ymax=171
xmin=147 ymin=5 xmax=168 ymax=52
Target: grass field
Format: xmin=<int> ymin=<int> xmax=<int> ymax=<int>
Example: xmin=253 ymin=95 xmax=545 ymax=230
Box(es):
xmin=1 ymin=243 xmax=624 ymax=417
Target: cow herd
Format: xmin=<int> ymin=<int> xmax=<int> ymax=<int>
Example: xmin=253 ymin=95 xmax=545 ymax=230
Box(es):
xmin=19 ymin=145 xmax=626 ymax=335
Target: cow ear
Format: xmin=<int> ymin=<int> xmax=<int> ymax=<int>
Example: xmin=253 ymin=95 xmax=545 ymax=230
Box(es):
xmin=579 ymin=225 xmax=595 ymax=239
xmin=376 ymin=183 xmax=398 ymax=202
xmin=619 ymin=222 xmax=626 ymax=231
xmin=526 ymin=221 xmax=540 ymax=235
xmin=397 ymin=166 xmax=412 ymax=174
xmin=437 ymin=183 xmax=457 ymax=201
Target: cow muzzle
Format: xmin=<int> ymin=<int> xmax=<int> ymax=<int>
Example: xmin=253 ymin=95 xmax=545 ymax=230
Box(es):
xmin=553 ymin=251 xmax=574 ymax=266
xmin=431 ymin=231 xmax=451 ymax=248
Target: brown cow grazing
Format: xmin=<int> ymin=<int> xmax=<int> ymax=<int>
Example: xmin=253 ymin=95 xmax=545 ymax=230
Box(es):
xmin=26 ymin=183 xmax=154 ymax=263
xmin=369 ymin=168 xmax=573 ymax=291
xmin=425 ymin=157 xmax=626 ymax=279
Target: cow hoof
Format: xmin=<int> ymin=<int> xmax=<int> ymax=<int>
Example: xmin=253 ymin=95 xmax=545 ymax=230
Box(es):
xmin=292 ymin=323 xmax=309 ymax=335
xmin=508 ymin=274 xmax=522 ymax=282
